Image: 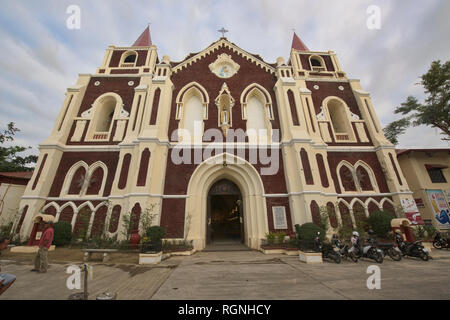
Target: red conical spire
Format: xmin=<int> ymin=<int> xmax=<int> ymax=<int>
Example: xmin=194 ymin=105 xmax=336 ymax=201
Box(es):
xmin=132 ymin=25 xmax=152 ymax=46
xmin=291 ymin=32 xmax=309 ymax=51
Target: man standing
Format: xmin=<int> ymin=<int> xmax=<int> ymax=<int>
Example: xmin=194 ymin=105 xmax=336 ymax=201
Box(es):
xmin=31 ymin=221 xmax=54 ymax=273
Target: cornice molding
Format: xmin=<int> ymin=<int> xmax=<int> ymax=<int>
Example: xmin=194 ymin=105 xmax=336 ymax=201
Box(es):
xmin=172 ymin=39 xmax=276 ymax=75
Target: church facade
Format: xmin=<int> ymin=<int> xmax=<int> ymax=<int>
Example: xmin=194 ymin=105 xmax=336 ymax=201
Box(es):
xmin=14 ymin=27 xmax=415 ymax=250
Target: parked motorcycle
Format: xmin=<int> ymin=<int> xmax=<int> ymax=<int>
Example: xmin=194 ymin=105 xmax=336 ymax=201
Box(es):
xmin=314 ymin=232 xmax=341 ymax=264
xmin=395 ymin=232 xmax=429 ymax=261
xmin=350 ymin=231 xmax=383 ymax=263
xmin=332 ymin=234 xmax=357 ymax=262
xmin=377 ymin=242 xmax=402 ymax=261
xmin=433 ymin=232 xmax=450 ymax=250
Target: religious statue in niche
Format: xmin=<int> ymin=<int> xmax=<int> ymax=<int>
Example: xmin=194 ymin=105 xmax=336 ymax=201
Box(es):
xmin=215 ymin=83 xmax=235 ymax=136
xmin=209 ymin=53 xmax=240 ymax=79
xmin=220 ymin=108 xmax=229 ymax=125
xmin=219 ymin=65 xmax=230 ymax=78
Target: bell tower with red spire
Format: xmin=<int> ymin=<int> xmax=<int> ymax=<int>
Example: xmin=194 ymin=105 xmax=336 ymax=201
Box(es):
xmin=133 ymin=25 xmax=152 ymax=47
xmin=96 ymin=25 xmax=158 ymax=75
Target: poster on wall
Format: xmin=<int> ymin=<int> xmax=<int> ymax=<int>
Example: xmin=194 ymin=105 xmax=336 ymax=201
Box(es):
xmin=401 ymin=199 xmax=424 ymax=225
xmin=426 ymin=189 xmax=450 ymax=229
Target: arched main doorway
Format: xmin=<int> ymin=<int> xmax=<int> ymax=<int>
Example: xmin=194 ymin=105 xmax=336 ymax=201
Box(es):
xmin=207 ymin=179 xmax=244 ymax=244
xmin=185 ymin=153 xmax=268 ymax=251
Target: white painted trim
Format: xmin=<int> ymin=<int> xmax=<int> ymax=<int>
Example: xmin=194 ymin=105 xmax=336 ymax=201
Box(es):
xmin=21 ymin=190 xmax=412 ymax=203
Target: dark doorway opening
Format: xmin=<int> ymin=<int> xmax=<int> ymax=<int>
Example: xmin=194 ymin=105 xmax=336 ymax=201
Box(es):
xmin=207 ymin=179 xmax=243 ymax=245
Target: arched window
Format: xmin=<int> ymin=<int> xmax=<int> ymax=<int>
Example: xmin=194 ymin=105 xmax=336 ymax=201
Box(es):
xmin=337 ymin=161 xmax=378 ymax=194
xmin=124 ymin=54 xmax=136 ymax=63
xmin=59 ymin=205 xmax=75 ymax=225
xmin=68 ymin=166 xmax=86 ymax=195
xmin=121 ymin=51 xmax=138 ymax=66
xmin=118 ymin=153 xmax=132 ymax=190
xmin=310 ymin=201 xmax=321 ymax=226
xmin=339 ymin=165 xmax=356 ymax=191
xmin=327 ymin=202 xmax=338 ymax=228
xmin=62 ymin=161 xmax=107 ymax=197
xmin=316 ymin=154 xmax=329 ymax=188
xmin=309 ymin=55 xmax=326 ymax=71
xmin=367 ymin=200 xmax=380 ymax=216
xmin=300 ymin=148 xmax=314 ymax=185
xmin=287 ymin=89 xmax=299 ymax=126
xmin=183 ymin=95 xmax=203 ymax=142
xmin=382 ymin=199 xmax=396 ymax=217
xmin=108 ymin=205 xmax=121 ymax=233
xmin=130 ymin=203 xmax=141 ymax=234
xmin=94 ymin=96 xmax=116 ymax=132
xmin=137 ymin=148 xmax=151 ymax=186
xmin=91 ymin=206 xmax=107 ymax=237
xmin=83 ymin=93 xmax=123 ymax=141
xmin=149 ymin=88 xmax=161 ymax=125
xmin=85 ymin=166 xmax=104 ymax=195
xmin=246 ymin=96 xmax=268 ymax=144
xmin=241 ymin=84 xmax=273 ymax=145
xmin=339 ymin=202 xmax=353 ymax=229
xmin=355 ymin=166 xmax=373 ymax=191
xmin=326 ymin=98 xmax=354 ymax=141
xmin=352 ymin=201 xmax=366 ymax=225
xmin=73 ymin=207 xmax=92 ymax=239
xmin=311 ymin=58 xmax=321 ymax=66
xmin=176 ymin=83 xmax=208 ymax=143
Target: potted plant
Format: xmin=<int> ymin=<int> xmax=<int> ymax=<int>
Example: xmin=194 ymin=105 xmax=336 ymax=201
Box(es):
xmin=139 ymin=226 xmax=166 ymax=265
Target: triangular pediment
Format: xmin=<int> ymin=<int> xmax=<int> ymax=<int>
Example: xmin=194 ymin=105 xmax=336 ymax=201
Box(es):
xmin=171 ymin=38 xmax=276 ymax=75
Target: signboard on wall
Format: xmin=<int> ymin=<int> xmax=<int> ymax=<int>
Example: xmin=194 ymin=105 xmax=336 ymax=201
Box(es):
xmin=426 ymin=189 xmax=450 ymax=229
xmin=401 ymin=199 xmax=424 ymax=225
xmin=272 ymin=206 xmax=288 ymax=230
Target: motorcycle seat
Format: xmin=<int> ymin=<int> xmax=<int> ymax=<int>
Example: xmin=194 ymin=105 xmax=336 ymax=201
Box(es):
xmin=377 ymin=243 xmax=394 ymax=248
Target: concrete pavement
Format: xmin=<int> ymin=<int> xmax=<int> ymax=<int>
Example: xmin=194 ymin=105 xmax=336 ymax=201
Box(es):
xmin=152 ymin=250 xmax=450 ymax=300
xmin=2 ymin=249 xmax=450 ymax=300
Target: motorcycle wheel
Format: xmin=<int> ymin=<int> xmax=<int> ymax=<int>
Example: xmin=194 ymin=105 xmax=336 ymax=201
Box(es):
xmin=388 ymin=248 xmax=402 ymax=261
xmin=433 ymin=241 xmax=442 ymax=249
xmin=374 ymin=251 xmax=383 ymax=263
xmin=349 ymin=252 xmax=358 ymax=263
xmin=333 ymin=254 xmax=341 ymax=264
xmin=420 ymin=251 xmax=429 ymax=261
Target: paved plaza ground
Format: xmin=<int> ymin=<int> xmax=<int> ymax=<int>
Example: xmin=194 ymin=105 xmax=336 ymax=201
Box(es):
xmin=1 ymin=248 xmax=450 ymax=300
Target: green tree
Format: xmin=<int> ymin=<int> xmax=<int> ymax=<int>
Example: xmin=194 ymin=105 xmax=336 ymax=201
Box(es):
xmin=0 ymin=122 xmax=38 ymax=172
xmin=383 ymin=118 xmax=410 ymax=145
xmin=384 ymin=60 xmax=450 ymax=144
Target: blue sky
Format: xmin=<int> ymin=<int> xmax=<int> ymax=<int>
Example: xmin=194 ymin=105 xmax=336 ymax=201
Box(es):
xmin=0 ymin=0 xmax=449 ymax=156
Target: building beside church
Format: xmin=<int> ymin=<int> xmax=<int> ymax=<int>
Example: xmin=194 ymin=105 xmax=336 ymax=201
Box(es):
xmin=13 ymin=27 xmax=416 ymax=250
xmin=0 ymin=171 xmax=33 ymax=228
xmin=396 ymin=148 xmax=450 ymax=230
